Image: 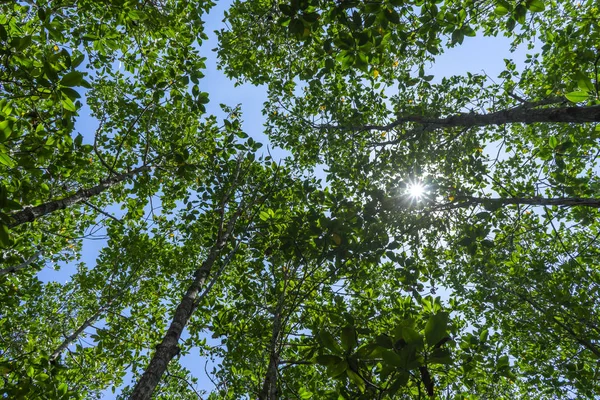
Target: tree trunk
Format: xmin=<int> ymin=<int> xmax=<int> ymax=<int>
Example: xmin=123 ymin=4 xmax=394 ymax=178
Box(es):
xmin=49 ymin=303 xmax=112 ymax=362
xmin=259 ymin=288 xmax=286 ymax=400
xmin=128 ymin=207 xmax=243 ymax=400
xmin=9 ymin=166 xmax=150 ymax=227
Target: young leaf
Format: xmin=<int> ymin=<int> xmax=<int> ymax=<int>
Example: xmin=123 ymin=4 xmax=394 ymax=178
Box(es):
xmin=565 ymin=91 xmax=589 ymax=103
xmin=526 ymin=0 xmax=545 ymax=12
xmin=60 ymin=71 xmax=84 ymax=87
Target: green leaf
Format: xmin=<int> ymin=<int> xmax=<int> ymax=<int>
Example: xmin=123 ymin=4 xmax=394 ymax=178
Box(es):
xmin=494 ymin=4 xmax=510 ymax=16
xmin=340 ymin=326 xmax=357 ymax=351
xmin=429 ymin=348 xmax=452 ymax=365
xmin=319 ymin=330 xmax=341 ymax=354
xmin=526 ymin=0 xmax=545 ymax=12
xmin=316 ymin=354 xmax=342 ymax=366
xmin=0 ymin=120 xmax=11 ymax=142
xmin=384 ymin=9 xmax=400 ymax=24
xmin=127 ymin=10 xmax=147 ymax=21
xmin=301 ymin=12 xmax=319 ymax=23
xmin=388 ymin=372 xmax=410 ymax=396
xmin=347 ymin=369 xmax=366 ymax=393
xmin=57 ymin=383 xmax=68 ymax=395
xmin=0 ymin=152 xmax=14 ymax=167
xmin=0 ymin=223 xmax=9 ymax=247
xmin=479 ymin=329 xmax=489 ymax=343
xmin=462 ymin=25 xmax=476 ymax=37
xmin=451 ymin=29 xmax=464 ymax=45
xmin=288 ymin=19 xmax=304 ymax=35
xmin=60 ymin=87 xmax=81 ymax=100
xmin=298 ymin=388 xmax=313 ymax=399
xmin=565 ymin=91 xmax=589 ymax=103
xmin=402 ymin=327 xmax=424 ymax=348
xmin=399 ymin=345 xmax=422 ymax=369
xmin=72 ymin=53 xmax=85 ymax=68
xmin=327 ymin=359 xmax=348 ymax=378
xmin=61 ymin=96 xmax=78 ymax=112
xmin=548 ymin=136 xmax=558 ymax=149
xmin=279 ymin=4 xmax=294 ymax=16
xmin=497 ymin=355 xmax=510 ymax=369
xmin=376 ymin=334 xmax=394 ymax=349
xmin=355 ymin=343 xmax=381 ymax=359
xmin=382 ymin=349 xmax=403 ymax=367
xmin=424 ymin=312 xmax=449 ymax=346
xmin=575 ymin=71 xmax=595 ymax=92
xmin=60 ymin=71 xmax=84 ymax=87
xmin=514 ymin=4 xmax=527 ymax=24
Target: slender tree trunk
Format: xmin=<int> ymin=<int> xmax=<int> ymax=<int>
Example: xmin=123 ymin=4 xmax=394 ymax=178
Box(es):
xmin=49 ymin=301 xmax=114 ymax=362
xmin=128 ymin=208 xmax=243 ymax=400
xmin=9 ymin=166 xmax=150 ymax=227
xmin=259 ymin=288 xmax=286 ymax=400
xmin=0 ymin=249 xmax=42 ymax=277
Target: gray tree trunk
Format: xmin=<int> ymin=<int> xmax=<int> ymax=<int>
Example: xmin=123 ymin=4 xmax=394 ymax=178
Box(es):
xmin=259 ymin=288 xmax=286 ymax=400
xmin=128 ymin=207 xmax=243 ymax=400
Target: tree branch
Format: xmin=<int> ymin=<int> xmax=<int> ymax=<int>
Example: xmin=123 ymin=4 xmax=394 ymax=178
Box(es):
xmin=82 ymin=201 xmax=123 ymax=224
xmin=0 ymin=249 xmax=43 ymax=277
xmin=316 ymin=103 xmax=600 ymax=147
xmin=431 ymin=195 xmax=600 ymax=211
xmin=9 ymin=166 xmax=151 ymax=227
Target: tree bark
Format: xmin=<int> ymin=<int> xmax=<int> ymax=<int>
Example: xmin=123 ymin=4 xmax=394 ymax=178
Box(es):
xmin=9 ymin=165 xmax=150 ymax=227
xmin=320 ymin=103 xmax=600 ymax=145
xmin=128 ymin=207 xmax=243 ymax=400
xmin=392 ymin=104 xmax=600 ymax=130
xmin=259 ymin=288 xmax=286 ymax=400
xmin=441 ymin=196 xmax=600 ymax=209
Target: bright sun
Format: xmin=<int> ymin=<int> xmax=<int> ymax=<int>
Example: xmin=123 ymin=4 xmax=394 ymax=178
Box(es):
xmin=407 ymin=183 xmax=425 ymax=199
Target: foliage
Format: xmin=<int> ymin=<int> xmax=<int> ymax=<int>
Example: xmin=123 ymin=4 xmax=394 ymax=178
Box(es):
xmin=2 ymin=0 xmax=600 ymax=399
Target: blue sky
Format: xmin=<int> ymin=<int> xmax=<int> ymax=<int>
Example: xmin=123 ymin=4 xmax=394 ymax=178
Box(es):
xmin=36 ymin=1 xmax=533 ymax=397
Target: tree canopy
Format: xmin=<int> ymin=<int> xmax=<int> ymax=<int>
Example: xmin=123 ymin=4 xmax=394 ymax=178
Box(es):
xmin=1 ymin=0 xmax=600 ymax=399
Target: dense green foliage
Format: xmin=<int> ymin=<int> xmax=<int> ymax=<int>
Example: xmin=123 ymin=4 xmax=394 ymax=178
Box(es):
xmin=1 ymin=0 xmax=600 ymax=398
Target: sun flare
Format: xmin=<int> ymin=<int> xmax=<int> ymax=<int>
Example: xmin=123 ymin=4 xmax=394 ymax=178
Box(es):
xmin=407 ymin=182 xmax=425 ymax=199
